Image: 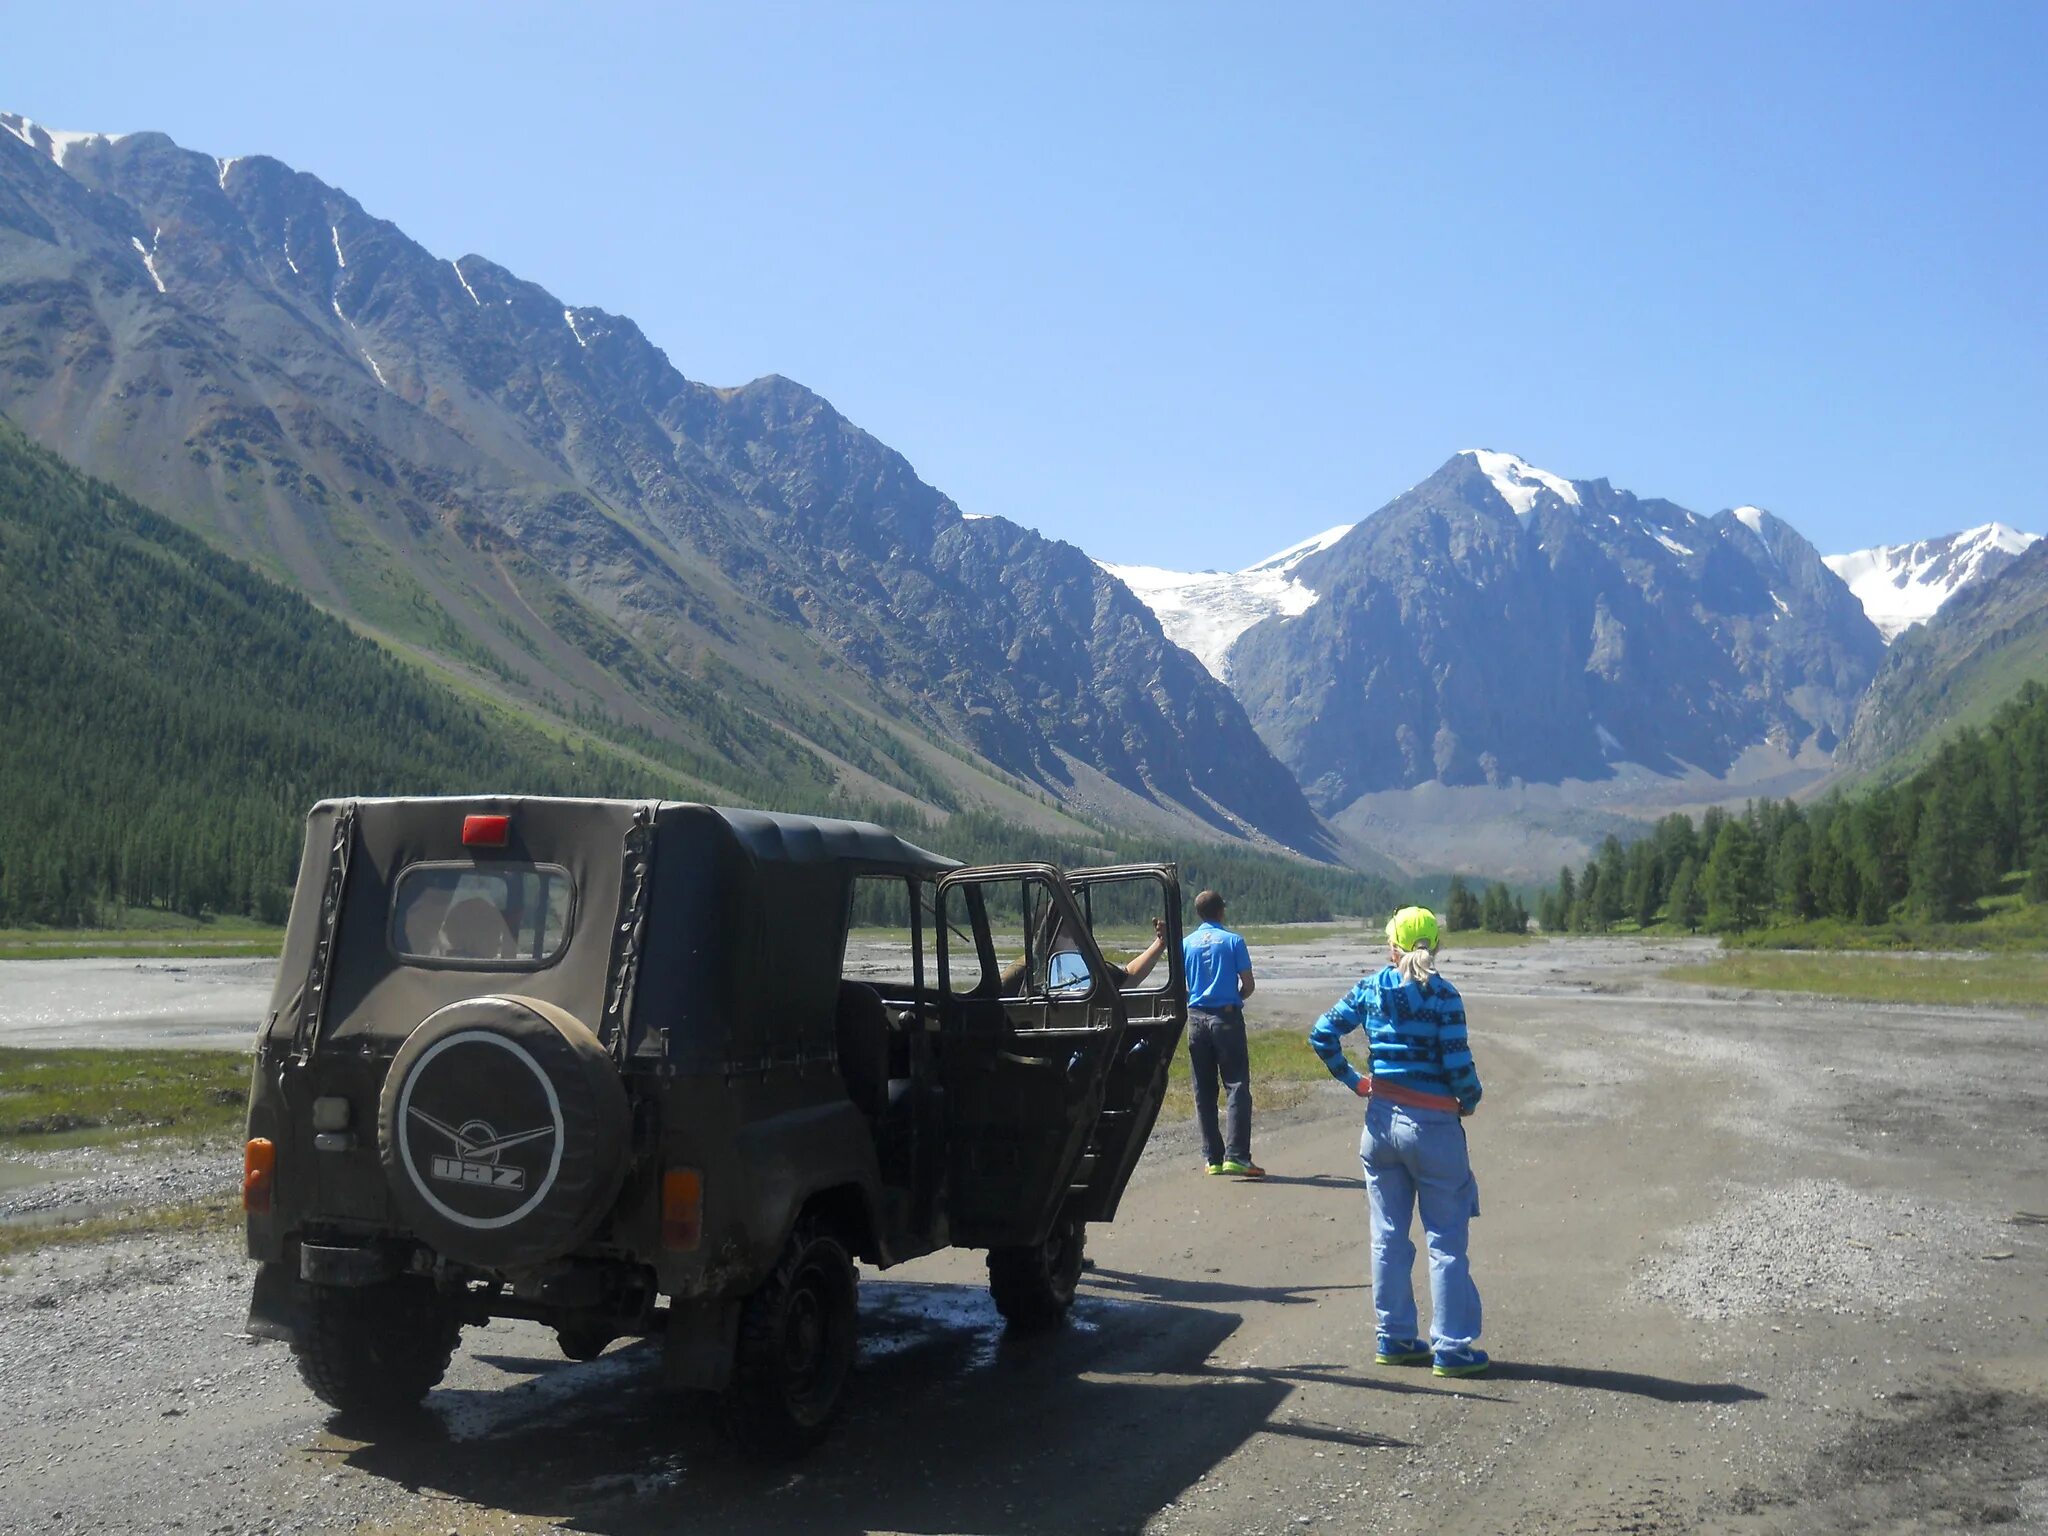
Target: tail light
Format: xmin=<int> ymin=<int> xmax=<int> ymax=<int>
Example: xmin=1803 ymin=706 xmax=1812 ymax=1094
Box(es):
xmin=662 ymin=1168 xmax=703 ymax=1251
xmin=243 ymin=1138 xmax=276 ymax=1215
xmin=462 ymin=814 xmax=511 ymax=848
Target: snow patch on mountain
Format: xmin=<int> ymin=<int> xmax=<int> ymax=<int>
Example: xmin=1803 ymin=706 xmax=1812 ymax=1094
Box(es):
xmin=0 ymin=115 xmax=127 ymax=165
xmin=1460 ymin=450 xmax=1579 ymax=516
xmin=129 ymin=234 xmax=165 ymax=294
xmin=1653 ymin=531 xmax=1694 ymax=558
xmin=1825 ymin=523 xmax=2040 ymax=641
xmin=1102 ymin=523 xmax=1352 ymax=682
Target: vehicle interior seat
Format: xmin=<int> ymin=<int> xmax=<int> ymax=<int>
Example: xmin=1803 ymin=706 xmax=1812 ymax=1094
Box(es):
xmin=834 ymin=981 xmax=887 ymax=1116
xmin=442 ymin=897 xmax=514 ymax=960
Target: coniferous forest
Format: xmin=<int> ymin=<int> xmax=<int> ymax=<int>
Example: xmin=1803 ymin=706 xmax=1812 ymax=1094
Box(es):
xmin=1535 ymin=680 xmax=2048 ymax=938
xmin=0 ymin=420 xmax=687 ymax=926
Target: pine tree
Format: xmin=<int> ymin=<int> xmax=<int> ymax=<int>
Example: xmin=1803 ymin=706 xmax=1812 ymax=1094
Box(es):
xmin=1774 ymin=817 xmax=1815 ymax=922
xmin=1668 ymin=858 xmax=1702 ymax=933
xmin=1446 ymin=876 xmax=1481 ymax=932
xmin=1907 ymin=792 xmax=1976 ymax=921
xmin=1703 ymin=822 xmax=1763 ymax=932
xmin=2026 ymin=836 xmax=2048 ymax=906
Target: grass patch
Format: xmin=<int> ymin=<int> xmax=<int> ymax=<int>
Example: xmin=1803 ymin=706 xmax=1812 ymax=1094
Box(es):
xmin=0 ymin=1193 xmax=235 ymax=1260
xmin=0 ymin=1048 xmax=249 ymax=1149
xmin=0 ymin=916 xmax=284 ymax=961
xmin=1661 ymin=952 xmax=2048 ymax=1009
xmin=1717 ymin=896 xmax=2048 ymax=954
xmin=1157 ymin=1024 xmax=1329 ymax=1124
xmin=1433 ymin=928 xmax=1541 ymax=950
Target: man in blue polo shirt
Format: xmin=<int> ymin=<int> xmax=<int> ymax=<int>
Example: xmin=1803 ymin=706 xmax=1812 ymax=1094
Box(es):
xmin=1183 ymin=889 xmax=1262 ymax=1177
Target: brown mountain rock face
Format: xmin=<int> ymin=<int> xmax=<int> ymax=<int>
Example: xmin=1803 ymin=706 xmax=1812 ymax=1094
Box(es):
xmin=0 ymin=118 xmax=1329 ymax=854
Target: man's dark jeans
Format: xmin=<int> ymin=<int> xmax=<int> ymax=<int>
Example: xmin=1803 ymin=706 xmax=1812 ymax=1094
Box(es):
xmin=1187 ymin=1006 xmax=1252 ymax=1166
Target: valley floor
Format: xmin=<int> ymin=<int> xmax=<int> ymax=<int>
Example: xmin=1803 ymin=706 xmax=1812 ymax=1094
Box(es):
xmin=1 ymin=937 xmax=2045 ymax=1534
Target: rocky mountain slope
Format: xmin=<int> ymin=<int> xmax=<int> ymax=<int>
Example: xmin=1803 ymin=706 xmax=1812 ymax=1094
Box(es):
xmin=1211 ymin=451 xmax=1884 ymax=812
xmin=0 ymin=113 xmax=1329 ymax=855
xmin=1842 ymin=534 xmax=2048 ymax=774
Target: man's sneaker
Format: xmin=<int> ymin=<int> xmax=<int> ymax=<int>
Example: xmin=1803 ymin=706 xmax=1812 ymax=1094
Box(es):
xmin=1374 ymin=1338 xmax=1431 ymax=1366
xmin=1218 ymin=1160 xmax=1266 ymax=1178
xmin=1432 ymin=1347 xmax=1491 ymax=1378
xmin=1204 ymin=1162 xmax=1227 ymax=1175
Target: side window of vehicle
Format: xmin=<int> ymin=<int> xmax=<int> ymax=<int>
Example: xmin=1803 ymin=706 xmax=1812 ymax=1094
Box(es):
xmin=940 ymin=874 xmax=1092 ymax=1000
xmin=1076 ymin=874 xmax=1172 ymax=994
xmin=844 ymin=874 xmax=932 ymax=991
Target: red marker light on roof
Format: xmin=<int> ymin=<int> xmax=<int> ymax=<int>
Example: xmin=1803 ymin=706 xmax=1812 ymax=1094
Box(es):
xmin=462 ymin=814 xmax=511 ymax=848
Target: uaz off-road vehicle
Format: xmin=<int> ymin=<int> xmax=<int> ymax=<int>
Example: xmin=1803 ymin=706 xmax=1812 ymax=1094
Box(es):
xmin=244 ymin=797 xmax=1185 ymax=1449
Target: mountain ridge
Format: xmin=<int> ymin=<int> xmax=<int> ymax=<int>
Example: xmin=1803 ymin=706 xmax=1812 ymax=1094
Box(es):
xmin=1841 ymin=534 xmax=2048 ymax=775
xmin=1109 ymin=449 xmax=1883 ymax=813
xmin=1823 ymin=523 xmax=2040 ymax=641
xmin=0 ymin=112 xmax=1334 ymax=858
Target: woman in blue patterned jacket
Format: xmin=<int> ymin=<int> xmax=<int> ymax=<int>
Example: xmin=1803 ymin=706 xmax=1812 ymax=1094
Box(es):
xmin=1308 ymin=905 xmax=1488 ymax=1377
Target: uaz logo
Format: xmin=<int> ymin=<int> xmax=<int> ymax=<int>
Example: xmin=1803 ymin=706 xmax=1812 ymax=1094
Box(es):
xmin=409 ymin=1109 xmax=552 ymax=1192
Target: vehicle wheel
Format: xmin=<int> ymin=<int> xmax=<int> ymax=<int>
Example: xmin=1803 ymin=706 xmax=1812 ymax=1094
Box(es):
xmin=988 ymin=1216 xmax=1085 ymax=1330
xmin=554 ymin=1322 xmax=615 ymax=1362
xmin=722 ymin=1221 xmax=858 ymax=1456
xmin=290 ymin=1278 xmax=462 ymax=1416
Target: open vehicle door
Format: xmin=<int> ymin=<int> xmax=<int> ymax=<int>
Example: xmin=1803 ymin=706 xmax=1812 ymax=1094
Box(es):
xmin=934 ymin=864 xmax=1127 ymax=1249
xmin=1064 ymin=865 xmax=1186 ymax=1221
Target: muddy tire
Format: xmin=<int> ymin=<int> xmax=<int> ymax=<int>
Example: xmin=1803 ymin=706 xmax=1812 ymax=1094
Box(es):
xmin=988 ymin=1216 xmax=1085 ymax=1330
xmin=722 ymin=1222 xmax=858 ymax=1456
xmin=554 ymin=1323 xmax=615 ymax=1362
xmin=290 ymin=1279 xmax=462 ymax=1416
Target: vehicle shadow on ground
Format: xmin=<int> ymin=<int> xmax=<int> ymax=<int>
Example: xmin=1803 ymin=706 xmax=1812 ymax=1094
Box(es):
xmin=1485 ymin=1360 xmax=1765 ymax=1404
xmin=330 ymin=1279 xmax=1291 ymax=1535
xmin=1086 ymin=1264 xmax=1368 ymax=1308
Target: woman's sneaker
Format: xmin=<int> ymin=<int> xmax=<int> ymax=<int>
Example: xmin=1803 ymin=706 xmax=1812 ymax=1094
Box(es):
xmin=1432 ymin=1346 xmax=1491 ymax=1378
xmin=1217 ymin=1160 xmax=1266 ymax=1178
xmin=1374 ymin=1337 xmax=1431 ymax=1366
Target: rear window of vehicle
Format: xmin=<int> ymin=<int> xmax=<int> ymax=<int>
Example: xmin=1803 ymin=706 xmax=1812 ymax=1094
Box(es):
xmin=389 ymin=863 xmax=575 ymax=967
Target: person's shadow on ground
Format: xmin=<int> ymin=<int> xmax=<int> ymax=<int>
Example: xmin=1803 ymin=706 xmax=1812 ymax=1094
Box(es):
xmin=1483 ymin=1360 xmax=1765 ymax=1404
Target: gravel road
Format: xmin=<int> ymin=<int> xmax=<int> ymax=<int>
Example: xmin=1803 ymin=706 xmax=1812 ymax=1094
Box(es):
xmin=1 ymin=935 xmax=2043 ymax=1535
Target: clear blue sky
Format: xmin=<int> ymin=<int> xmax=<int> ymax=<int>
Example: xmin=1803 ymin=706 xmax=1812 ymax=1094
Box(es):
xmin=6 ymin=2 xmax=2042 ymax=566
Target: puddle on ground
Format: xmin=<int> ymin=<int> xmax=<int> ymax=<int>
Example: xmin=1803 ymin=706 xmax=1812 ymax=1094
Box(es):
xmin=0 ymin=1161 xmax=64 ymax=1197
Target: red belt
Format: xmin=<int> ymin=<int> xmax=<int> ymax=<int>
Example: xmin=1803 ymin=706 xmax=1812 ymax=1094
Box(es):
xmin=1367 ymin=1078 xmax=1461 ymax=1114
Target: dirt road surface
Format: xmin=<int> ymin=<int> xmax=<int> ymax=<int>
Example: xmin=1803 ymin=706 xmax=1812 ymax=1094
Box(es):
xmin=2 ymin=937 xmax=2044 ymax=1534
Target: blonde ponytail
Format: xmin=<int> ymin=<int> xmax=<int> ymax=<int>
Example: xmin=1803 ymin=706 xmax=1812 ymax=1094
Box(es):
xmin=1393 ymin=944 xmax=1438 ymax=986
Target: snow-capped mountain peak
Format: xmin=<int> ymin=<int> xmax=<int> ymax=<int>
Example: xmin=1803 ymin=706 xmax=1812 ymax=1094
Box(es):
xmin=1459 ymin=449 xmax=1580 ymax=516
xmin=1824 ymin=522 xmax=2041 ymax=641
xmin=1101 ymin=523 xmax=1353 ymax=682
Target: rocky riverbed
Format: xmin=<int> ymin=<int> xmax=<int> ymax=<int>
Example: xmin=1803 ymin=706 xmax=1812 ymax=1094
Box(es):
xmin=1 ymin=935 xmax=2043 ymax=1535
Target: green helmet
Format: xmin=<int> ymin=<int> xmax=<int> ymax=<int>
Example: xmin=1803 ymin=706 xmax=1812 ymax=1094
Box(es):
xmin=1384 ymin=905 xmax=1441 ymax=952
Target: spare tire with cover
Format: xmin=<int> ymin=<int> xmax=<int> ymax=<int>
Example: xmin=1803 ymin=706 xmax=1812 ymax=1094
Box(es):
xmin=378 ymin=996 xmax=630 ymax=1270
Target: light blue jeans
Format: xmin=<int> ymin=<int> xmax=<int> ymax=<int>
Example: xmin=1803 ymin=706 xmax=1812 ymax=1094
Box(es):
xmin=1360 ymin=1096 xmax=1482 ymax=1352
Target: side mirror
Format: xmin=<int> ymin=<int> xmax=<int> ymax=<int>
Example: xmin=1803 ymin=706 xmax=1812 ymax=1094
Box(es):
xmin=1046 ymin=950 xmax=1094 ymax=997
